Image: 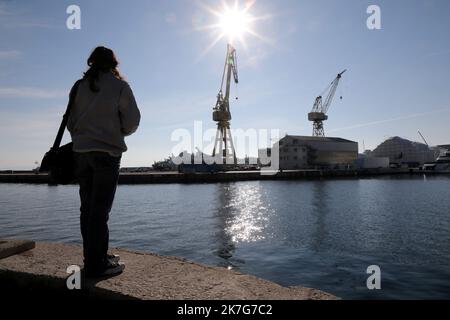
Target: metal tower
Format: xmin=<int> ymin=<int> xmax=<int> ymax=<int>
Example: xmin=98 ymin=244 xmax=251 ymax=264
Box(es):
xmin=212 ymin=44 xmax=239 ymax=165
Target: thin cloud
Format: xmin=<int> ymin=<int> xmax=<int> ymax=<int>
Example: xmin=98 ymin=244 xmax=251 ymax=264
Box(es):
xmin=0 ymin=50 xmax=21 ymax=59
xmin=0 ymin=3 xmax=57 ymax=29
xmin=0 ymin=107 xmax=63 ymax=140
xmin=425 ymin=50 xmax=450 ymax=59
xmin=5 ymin=21 xmax=56 ymax=29
xmin=328 ymin=108 xmax=450 ymax=133
xmin=0 ymin=87 xmax=67 ymax=99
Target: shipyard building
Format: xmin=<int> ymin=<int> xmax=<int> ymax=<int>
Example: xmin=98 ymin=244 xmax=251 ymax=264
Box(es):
xmin=259 ymin=135 xmax=358 ymax=170
xmin=371 ymin=136 xmax=438 ymax=167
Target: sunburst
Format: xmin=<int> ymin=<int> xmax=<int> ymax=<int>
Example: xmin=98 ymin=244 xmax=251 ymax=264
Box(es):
xmin=196 ymin=0 xmax=271 ymax=54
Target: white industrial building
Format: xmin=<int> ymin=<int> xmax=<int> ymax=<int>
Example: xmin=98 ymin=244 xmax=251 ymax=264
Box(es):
xmin=371 ymin=136 xmax=438 ymax=167
xmin=259 ymin=135 xmax=358 ymax=170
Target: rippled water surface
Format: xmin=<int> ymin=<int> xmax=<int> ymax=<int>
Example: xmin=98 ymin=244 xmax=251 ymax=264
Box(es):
xmin=1 ymin=176 xmax=449 ymax=299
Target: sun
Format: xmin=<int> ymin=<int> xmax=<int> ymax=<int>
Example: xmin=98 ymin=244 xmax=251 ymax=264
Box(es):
xmin=196 ymin=0 xmax=270 ymax=53
xmin=218 ymin=6 xmax=251 ymax=42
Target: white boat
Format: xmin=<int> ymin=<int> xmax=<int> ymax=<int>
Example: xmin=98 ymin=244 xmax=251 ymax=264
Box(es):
xmin=423 ymin=150 xmax=450 ymax=172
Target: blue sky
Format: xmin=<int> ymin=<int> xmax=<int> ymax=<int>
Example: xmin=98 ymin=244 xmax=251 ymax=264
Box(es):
xmin=0 ymin=0 xmax=449 ymax=169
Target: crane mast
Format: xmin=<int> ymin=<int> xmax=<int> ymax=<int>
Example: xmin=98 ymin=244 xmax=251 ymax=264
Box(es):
xmin=308 ymin=69 xmax=346 ymax=137
xmin=212 ymin=44 xmax=238 ymax=165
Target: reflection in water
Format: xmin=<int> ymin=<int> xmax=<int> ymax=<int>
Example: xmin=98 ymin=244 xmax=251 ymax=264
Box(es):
xmin=213 ymin=182 xmax=273 ymax=267
xmin=226 ymin=182 xmax=271 ymax=243
xmin=310 ymin=181 xmax=330 ymax=251
xmin=214 ymin=183 xmax=235 ymax=267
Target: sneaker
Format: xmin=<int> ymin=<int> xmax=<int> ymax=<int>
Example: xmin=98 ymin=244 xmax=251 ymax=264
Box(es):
xmin=101 ymin=261 xmax=125 ymax=276
xmin=107 ymin=253 xmax=120 ymax=263
xmin=86 ymin=260 xmax=125 ymax=278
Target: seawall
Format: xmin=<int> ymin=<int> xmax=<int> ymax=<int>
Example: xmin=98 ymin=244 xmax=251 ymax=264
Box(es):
xmin=0 ymin=168 xmax=438 ymax=185
xmin=0 ymin=241 xmax=337 ymax=300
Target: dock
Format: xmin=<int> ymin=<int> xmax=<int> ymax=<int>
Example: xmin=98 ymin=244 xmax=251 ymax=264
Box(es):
xmin=0 ymin=168 xmax=440 ymax=185
xmin=0 ymin=240 xmax=337 ymax=300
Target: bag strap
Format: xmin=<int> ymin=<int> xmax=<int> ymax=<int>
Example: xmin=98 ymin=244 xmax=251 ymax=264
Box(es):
xmin=51 ymin=79 xmax=82 ymax=149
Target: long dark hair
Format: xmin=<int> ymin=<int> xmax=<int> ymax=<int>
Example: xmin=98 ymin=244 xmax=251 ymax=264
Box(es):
xmin=83 ymin=46 xmax=123 ymax=92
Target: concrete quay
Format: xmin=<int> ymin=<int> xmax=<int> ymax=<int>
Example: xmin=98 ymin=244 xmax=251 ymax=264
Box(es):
xmin=0 ymin=168 xmax=428 ymax=185
xmin=0 ymin=241 xmax=337 ymax=300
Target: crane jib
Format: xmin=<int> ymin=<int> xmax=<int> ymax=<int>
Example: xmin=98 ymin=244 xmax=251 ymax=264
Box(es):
xmin=308 ymin=70 xmax=346 ymax=137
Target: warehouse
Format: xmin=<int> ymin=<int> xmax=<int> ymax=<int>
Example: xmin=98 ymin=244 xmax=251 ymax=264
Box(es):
xmin=272 ymin=135 xmax=358 ymax=170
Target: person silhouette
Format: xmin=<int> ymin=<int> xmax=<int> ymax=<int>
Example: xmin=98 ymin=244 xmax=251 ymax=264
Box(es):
xmin=67 ymin=46 xmax=141 ymax=277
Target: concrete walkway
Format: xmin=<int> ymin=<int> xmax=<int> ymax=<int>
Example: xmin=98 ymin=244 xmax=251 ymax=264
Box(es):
xmin=0 ymin=242 xmax=337 ymax=300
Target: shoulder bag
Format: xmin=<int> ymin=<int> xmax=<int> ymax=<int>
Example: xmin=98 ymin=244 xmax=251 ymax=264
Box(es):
xmin=39 ymin=80 xmax=82 ymax=185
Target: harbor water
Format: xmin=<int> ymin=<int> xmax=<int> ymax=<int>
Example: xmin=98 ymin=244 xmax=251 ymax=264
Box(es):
xmin=0 ymin=175 xmax=449 ymax=299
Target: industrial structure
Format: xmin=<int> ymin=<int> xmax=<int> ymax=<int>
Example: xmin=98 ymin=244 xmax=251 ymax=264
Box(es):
xmin=256 ymin=69 xmax=357 ymax=170
xmin=437 ymin=144 xmax=450 ymax=151
xmin=355 ymin=156 xmax=389 ymax=169
xmin=212 ymin=44 xmax=239 ymax=165
xmin=371 ymin=136 xmax=438 ymax=167
xmin=308 ymin=70 xmax=346 ymax=136
xmin=260 ymin=135 xmax=358 ymax=170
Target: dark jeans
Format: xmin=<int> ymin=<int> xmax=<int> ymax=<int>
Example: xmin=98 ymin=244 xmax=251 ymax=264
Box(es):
xmin=74 ymin=151 xmax=121 ymax=272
